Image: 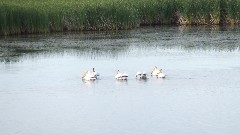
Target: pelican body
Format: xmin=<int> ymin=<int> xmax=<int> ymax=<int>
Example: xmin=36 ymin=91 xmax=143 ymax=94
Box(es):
xmin=136 ymin=72 xmax=148 ymax=79
xmin=82 ymin=71 xmax=96 ymax=81
xmin=151 ymin=67 xmax=166 ymax=78
xmin=115 ymin=70 xmax=128 ymax=80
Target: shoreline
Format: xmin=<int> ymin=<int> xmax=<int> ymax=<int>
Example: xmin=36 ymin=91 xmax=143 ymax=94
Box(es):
xmin=1 ymin=24 xmax=240 ymax=37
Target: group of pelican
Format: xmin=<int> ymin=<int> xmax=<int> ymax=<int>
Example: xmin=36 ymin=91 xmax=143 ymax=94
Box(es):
xmin=82 ymin=66 xmax=165 ymax=81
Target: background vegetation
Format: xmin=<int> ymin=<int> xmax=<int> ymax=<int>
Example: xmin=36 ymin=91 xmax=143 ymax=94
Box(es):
xmin=1 ymin=0 xmax=240 ymax=35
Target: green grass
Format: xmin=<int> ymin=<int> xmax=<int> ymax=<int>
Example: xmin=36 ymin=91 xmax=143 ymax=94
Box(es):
xmin=1 ymin=0 xmax=240 ymax=35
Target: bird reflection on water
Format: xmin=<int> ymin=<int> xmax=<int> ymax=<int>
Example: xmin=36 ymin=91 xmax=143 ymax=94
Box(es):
xmin=82 ymin=79 xmax=97 ymax=88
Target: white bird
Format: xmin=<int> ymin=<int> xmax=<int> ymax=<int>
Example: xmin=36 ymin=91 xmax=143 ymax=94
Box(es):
xmin=115 ymin=70 xmax=128 ymax=80
xmin=136 ymin=72 xmax=148 ymax=79
xmin=82 ymin=71 xmax=96 ymax=81
xmin=93 ymin=68 xmax=100 ymax=79
xmin=151 ymin=66 xmax=166 ymax=78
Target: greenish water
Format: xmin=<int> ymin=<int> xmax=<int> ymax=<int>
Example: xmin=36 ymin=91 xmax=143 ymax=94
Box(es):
xmin=0 ymin=26 xmax=240 ymax=135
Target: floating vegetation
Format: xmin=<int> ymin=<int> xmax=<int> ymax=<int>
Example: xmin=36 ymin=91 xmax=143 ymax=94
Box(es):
xmin=1 ymin=0 xmax=240 ymax=35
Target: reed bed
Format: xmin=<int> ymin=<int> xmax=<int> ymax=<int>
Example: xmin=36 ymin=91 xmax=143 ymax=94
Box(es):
xmin=1 ymin=0 xmax=240 ymax=35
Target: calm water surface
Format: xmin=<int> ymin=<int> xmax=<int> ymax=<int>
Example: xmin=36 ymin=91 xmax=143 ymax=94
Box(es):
xmin=1 ymin=26 xmax=240 ymax=135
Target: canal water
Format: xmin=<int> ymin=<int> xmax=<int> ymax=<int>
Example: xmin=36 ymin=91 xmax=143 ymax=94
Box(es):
xmin=1 ymin=26 xmax=240 ymax=135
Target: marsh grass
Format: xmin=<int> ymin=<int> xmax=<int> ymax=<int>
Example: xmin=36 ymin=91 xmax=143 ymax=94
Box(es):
xmin=1 ymin=0 xmax=240 ymax=35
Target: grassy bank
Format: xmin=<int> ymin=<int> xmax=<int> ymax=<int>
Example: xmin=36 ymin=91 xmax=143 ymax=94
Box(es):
xmin=1 ymin=0 xmax=240 ymax=35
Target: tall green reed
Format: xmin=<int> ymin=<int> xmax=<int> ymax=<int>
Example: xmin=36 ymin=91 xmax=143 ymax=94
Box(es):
xmin=1 ymin=0 xmax=240 ymax=35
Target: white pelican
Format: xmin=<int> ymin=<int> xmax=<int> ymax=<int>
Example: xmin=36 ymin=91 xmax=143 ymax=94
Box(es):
xmin=93 ymin=68 xmax=100 ymax=79
xmin=136 ymin=72 xmax=148 ymax=79
xmin=115 ymin=70 xmax=128 ymax=80
xmin=82 ymin=71 xmax=96 ymax=81
xmin=151 ymin=66 xmax=166 ymax=78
